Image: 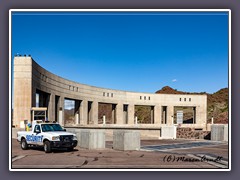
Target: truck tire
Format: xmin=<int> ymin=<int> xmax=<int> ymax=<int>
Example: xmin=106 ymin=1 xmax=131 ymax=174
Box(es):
xmin=43 ymin=141 xmax=51 ymax=153
xmin=67 ymin=147 xmax=74 ymax=152
xmin=21 ymin=138 xmax=28 ymax=150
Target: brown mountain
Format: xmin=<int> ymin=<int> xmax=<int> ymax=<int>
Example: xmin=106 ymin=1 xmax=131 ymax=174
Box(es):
xmin=207 ymin=88 xmax=228 ymax=124
xmin=155 ymin=86 xmax=229 ymax=124
xmin=155 ymin=86 xmax=207 ymax=95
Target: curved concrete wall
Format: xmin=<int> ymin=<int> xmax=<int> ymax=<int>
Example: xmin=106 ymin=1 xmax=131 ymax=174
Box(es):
xmin=13 ymin=56 xmax=207 ymax=130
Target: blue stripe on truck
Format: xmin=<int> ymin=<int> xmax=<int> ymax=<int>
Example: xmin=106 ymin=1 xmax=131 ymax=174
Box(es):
xmin=26 ymin=135 xmax=43 ymax=142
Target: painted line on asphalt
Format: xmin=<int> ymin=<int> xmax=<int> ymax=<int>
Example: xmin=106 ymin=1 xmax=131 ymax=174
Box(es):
xmin=197 ymin=154 xmax=229 ymax=166
xmin=12 ymin=155 xmax=26 ymax=162
xmin=141 ymin=142 xmax=227 ymax=152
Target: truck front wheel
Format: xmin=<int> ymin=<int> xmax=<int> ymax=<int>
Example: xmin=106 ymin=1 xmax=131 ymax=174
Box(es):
xmin=67 ymin=147 xmax=74 ymax=152
xmin=21 ymin=138 xmax=28 ymax=150
xmin=43 ymin=141 xmax=51 ymax=153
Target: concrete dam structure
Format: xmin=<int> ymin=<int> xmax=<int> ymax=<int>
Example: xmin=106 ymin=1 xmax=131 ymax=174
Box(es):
xmin=13 ymin=56 xmax=207 ymax=137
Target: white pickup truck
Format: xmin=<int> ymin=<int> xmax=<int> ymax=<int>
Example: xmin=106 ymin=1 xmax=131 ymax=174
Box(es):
xmin=17 ymin=121 xmax=78 ymax=153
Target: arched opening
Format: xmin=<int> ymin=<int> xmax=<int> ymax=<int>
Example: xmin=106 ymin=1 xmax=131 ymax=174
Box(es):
xmin=98 ymin=103 xmax=116 ymax=124
xmin=134 ymin=105 xmax=154 ymax=124
xmin=64 ymin=99 xmax=75 ymax=125
xmin=174 ymin=106 xmax=196 ymax=124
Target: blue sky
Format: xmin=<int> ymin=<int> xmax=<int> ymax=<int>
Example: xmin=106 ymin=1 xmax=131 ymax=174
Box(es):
xmin=12 ymin=11 xmax=229 ymax=94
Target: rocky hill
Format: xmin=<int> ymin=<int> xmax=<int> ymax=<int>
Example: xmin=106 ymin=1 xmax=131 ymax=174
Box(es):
xmin=207 ymin=88 xmax=228 ymax=124
xmin=156 ymin=86 xmax=228 ymax=124
xmin=155 ymin=86 xmax=207 ymax=95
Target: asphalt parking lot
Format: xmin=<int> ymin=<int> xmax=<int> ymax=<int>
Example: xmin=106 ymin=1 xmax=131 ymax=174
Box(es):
xmin=11 ymin=138 xmax=229 ymax=170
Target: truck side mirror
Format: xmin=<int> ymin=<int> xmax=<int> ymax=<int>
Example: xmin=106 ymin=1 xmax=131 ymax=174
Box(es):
xmin=63 ymin=129 xmax=66 ymax=132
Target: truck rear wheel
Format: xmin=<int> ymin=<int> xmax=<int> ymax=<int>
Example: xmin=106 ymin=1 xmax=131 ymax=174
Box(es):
xmin=21 ymin=138 xmax=28 ymax=150
xmin=43 ymin=141 xmax=51 ymax=153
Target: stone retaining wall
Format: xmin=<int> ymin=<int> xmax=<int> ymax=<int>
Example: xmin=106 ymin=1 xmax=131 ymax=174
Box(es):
xmin=177 ymin=127 xmax=211 ymax=140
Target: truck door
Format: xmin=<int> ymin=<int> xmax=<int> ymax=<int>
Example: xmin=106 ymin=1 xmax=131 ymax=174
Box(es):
xmin=30 ymin=125 xmax=43 ymax=145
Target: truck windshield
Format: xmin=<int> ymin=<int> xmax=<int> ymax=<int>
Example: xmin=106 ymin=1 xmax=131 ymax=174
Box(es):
xmin=41 ymin=124 xmax=64 ymax=132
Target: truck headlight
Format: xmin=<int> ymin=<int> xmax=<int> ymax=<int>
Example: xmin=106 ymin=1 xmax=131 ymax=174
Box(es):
xmin=52 ymin=136 xmax=60 ymax=141
xmin=73 ymin=135 xmax=77 ymax=140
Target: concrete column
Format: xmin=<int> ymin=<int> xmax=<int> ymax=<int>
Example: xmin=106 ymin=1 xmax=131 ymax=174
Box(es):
xmin=58 ymin=96 xmax=64 ymax=126
xmin=150 ymin=106 xmax=154 ymax=124
xmin=74 ymin=113 xmax=79 ymax=125
xmin=196 ymin=95 xmax=207 ymax=129
xmin=127 ymin=104 xmax=135 ymax=124
xmin=112 ymin=104 xmax=116 ymax=124
xmin=87 ymin=102 xmax=93 ymax=124
xmin=193 ymin=107 xmax=196 ymax=124
xmin=196 ymin=106 xmax=207 ymax=129
xmin=32 ymin=87 xmax=36 ymax=107
xmin=55 ymin=96 xmax=60 ymax=123
xmin=195 ymin=106 xmax=200 ymax=124
xmin=167 ymin=106 xmax=174 ymax=125
xmin=161 ymin=106 xmax=167 ymax=124
xmin=103 ymin=115 xmax=106 ymax=124
xmin=154 ymin=105 xmax=161 ymax=124
xmin=30 ymin=87 xmax=37 ymax=124
xmin=13 ymin=57 xmax=33 ymax=128
xmin=80 ymin=100 xmax=88 ymax=125
xmin=116 ymin=103 xmax=124 ymax=124
xmin=48 ymin=93 xmax=55 ymax=121
xmin=135 ymin=116 xmax=138 ymax=124
xmin=74 ymin=100 xmax=80 ymax=125
xmin=123 ymin=105 xmax=128 ymax=124
xmin=91 ymin=101 xmax=98 ymax=125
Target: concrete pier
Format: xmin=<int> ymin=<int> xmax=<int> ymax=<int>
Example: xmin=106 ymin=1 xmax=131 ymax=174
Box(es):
xmin=113 ymin=130 xmax=140 ymax=151
xmin=211 ymin=124 xmax=228 ymax=141
xmin=160 ymin=125 xmax=177 ymax=139
xmin=79 ymin=129 xmax=105 ymax=149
